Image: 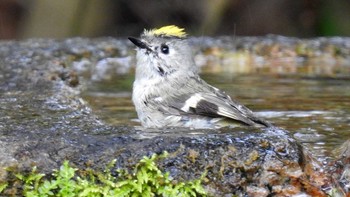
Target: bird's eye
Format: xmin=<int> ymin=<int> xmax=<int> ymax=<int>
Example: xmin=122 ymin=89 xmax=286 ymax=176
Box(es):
xmin=161 ymin=44 xmax=169 ymax=54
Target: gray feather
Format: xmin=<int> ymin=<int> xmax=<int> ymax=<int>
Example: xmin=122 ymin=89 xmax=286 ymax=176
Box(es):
xmin=161 ymin=76 xmax=271 ymax=127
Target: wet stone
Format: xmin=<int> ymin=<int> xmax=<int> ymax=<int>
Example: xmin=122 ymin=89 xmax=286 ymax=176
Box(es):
xmin=0 ymin=38 xmax=340 ymax=196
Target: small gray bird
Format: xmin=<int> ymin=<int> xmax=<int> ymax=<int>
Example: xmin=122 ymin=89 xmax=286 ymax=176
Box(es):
xmin=128 ymin=25 xmax=271 ymax=129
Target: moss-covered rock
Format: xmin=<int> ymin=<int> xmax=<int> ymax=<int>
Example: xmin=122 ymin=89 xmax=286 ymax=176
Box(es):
xmin=1 ymin=37 xmax=346 ymax=196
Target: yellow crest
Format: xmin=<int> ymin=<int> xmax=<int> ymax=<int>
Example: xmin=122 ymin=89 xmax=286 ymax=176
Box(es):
xmin=144 ymin=25 xmax=187 ymax=38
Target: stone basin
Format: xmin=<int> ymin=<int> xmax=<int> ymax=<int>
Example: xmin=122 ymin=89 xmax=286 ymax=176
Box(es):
xmin=0 ymin=37 xmax=349 ymax=196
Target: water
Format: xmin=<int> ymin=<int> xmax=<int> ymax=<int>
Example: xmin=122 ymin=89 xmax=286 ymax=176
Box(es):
xmin=83 ymin=72 xmax=350 ymax=161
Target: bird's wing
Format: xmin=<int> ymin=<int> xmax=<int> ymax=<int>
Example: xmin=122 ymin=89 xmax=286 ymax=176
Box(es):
xmin=171 ymin=92 xmax=259 ymax=126
xmin=156 ymin=76 xmax=270 ymax=127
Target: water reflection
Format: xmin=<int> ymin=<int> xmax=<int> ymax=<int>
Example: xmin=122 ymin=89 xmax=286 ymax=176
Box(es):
xmin=83 ymin=73 xmax=350 ymax=160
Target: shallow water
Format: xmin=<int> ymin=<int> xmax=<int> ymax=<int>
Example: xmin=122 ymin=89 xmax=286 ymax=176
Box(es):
xmin=83 ymin=71 xmax=350 ymax=161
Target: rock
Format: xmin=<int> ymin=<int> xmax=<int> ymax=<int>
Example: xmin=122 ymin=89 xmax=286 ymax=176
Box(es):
xmin=326 ymin=140 xmax=350 ymax=196
xmin=0 ymin=38 xmax=335 ymax=196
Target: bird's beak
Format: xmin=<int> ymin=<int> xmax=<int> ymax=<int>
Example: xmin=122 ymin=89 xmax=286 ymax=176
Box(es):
xmin=128 ymin=37 xmax=152 ymax=52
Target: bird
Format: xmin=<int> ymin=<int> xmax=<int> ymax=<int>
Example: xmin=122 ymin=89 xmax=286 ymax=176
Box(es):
xmin=128 ymin=25 xmax=271 ymax=129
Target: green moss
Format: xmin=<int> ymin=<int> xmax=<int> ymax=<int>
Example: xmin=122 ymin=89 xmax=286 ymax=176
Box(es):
xmin=1 ymin=152 xmax=207 ymax=197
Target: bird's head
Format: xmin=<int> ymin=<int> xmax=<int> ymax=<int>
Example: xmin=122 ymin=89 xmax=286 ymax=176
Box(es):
xmin=129 ymin=25 xmax=197 ymax=78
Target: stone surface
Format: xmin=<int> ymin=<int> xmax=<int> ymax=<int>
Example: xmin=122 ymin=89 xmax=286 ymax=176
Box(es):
xmin=0 ymin=37 xmax=342 ymax=196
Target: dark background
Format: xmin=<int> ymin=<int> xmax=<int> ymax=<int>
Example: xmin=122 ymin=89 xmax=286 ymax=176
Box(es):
xmin=1 ymin=0 xmax=350 ymax=40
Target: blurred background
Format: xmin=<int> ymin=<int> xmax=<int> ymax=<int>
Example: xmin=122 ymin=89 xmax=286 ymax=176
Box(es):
xmin=1 ymin=0 xmax=350 ymax=40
